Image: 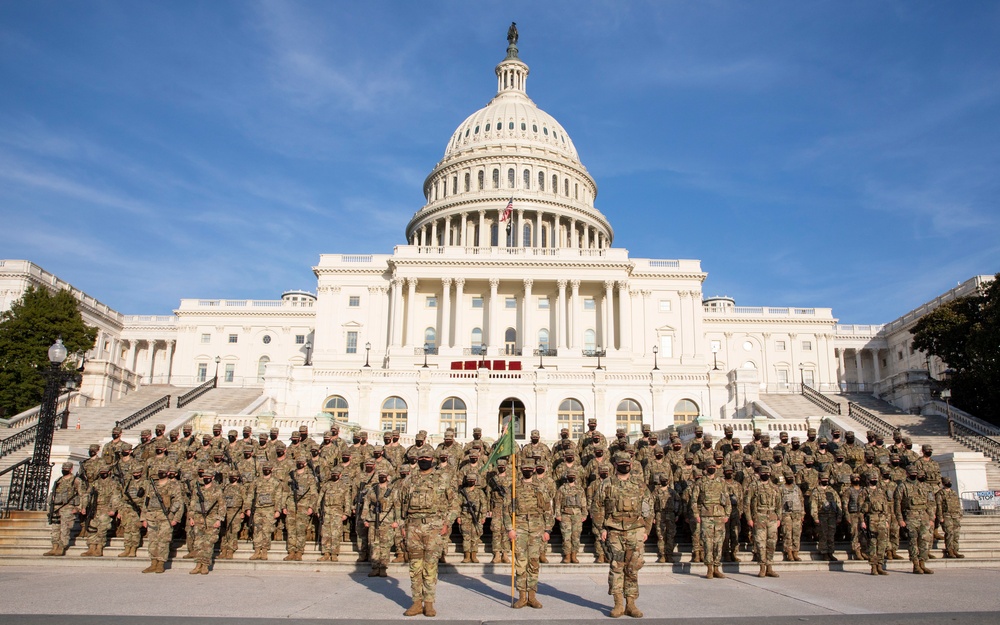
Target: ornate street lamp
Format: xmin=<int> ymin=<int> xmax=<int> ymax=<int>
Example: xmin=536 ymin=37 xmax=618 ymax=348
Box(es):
xmin=942 ymin=389 xmax=954 ymax=437
xmin=596 ymin=345 xmax=604 ymax=371
xmin=364 ymin=342 xmax=371 ymax=368
xmin=480 ymin=343 xmax=487 ymax=368
xmin=652 ymin=344 xmax=659 ymax=371
xmin=711 ymin=343 xmax=720 ymax=371
xmin=213 ymin=355 xmax=221 ymax=385
xmin=537 ymin=343 xmax=545 ymax=370
xmin=422 ymin=343 xmax=430 ymax=368
xmin=304 ymin=341 xmax=313 ymax=367
xmin=798 ymin=363 xmax=805 ymax=392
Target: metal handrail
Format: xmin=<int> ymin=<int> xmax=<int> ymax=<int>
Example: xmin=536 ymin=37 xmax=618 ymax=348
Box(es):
xmin=801 ymin=384 xmax=842 ymax=414
xmin=115 ymin=396 xmax=170 ymax=430
xmin=0 ymin=423 xmax=40 ymax=459
xmin=847 ymin=402 xmax=897 ymax=437
xmin=1 ymin=458 xmax=34 ymax=512
xmin=176 ymin=378 xmax=216 ymax=409
xmin=953 ymin=423 xmax=1000 ymax=463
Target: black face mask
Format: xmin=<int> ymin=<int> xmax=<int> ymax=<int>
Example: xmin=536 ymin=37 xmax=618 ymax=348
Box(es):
xmin=263 ymin=470 xmax=272 ymax=476
xmin=819 ymin=480 xmax=829 ymax=486
xmin=296 ymin=463 xmax=307 ymax=470
xmin=706 ymin=468 xmax=716 ymax=476
xmin=417 ymin=459 xmax=434 ymax=471
xmin=203 ymin=478 xmax=213 ymax=485
xmin=332 ymin=475 xmax=341 ymax=482
xmin=378 ymin=476 xmax=388 ymax=483
xmin=341 ymin=457 xmax=351 ymax=464
xmin=785 ymin=477 xmax=794 ymax=485
xmin=62 ymin=470 xmax=71 ymax=476
xmin=353 ymin=438 xmax=361 ymax=445
xmin=561 ymin=433 xmax=569 ymax=440
xmin=531 ymin=437 xmax=539 ymax=444
xmin=567 ymin=477 xmax=575 ymax=483
xmin=616 ymin=464 xmax=631 ymax=475
xmin=497 ymin=466 xmax=506 ymax=473
xmin=521 ymin=470 xmax=534 ymax=479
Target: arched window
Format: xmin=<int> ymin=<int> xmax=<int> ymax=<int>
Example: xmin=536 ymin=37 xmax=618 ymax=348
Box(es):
xmin=564 ymin=179 xmax=569 ymax=196
xmin=538 ymin=329 xmax=549 ymax=353
xmin=493 ymin=169 xmax=500 ymax=189
xmin=322 ymin=395 xmax=349 ymax=423
xmin=523 ymin=223 xmax=532 ymax=247
xmin=464 ymin=173 xmax=470 ymax=192
xmin=552 ymin=174 xmax=558 ymax=194
xmin=471 ymin=328 xmax=483 ymax=353
xmin=616 ymin=399 xmax=643 ymax=434
xmin=478 ymin=170 xmax=485 ymax=191
xmin=558 ymin=398 xmax=585 ymax=436
xmin=523 ymin=169 xmax=530 ymax=189
xmin=508 ymin=168 xmax=515 ymax=189
xmin=574 ymin=183 xmax=578 ymax=199
xmin=673 ymin=399 xmax=699 ymax=425
xmin=538 ymin=171 xmax=545 ymax=191
xmin=381 ymin=397 xmax=408 ymax=433
xmin=505 ymin=327 xmax=517 ymax=355
xmin=256 ymin=356 xmax=270 ymax=382
xmin=440 ymin=397 xmax=467 ymax=437
xmin=452 ymin=176 xmax=458 ymax=195
xmin=584 ymin=329 xmax=596 ymax=352
xmin=490 ymin=223 xmax=498 ymax=246
xmin=541 ymin=224 xmax=549 ymax=248
xmin=743 ymin=361 xmax=757 ymax=369
xmin=424 ymin=327 xmax=437 ymax=351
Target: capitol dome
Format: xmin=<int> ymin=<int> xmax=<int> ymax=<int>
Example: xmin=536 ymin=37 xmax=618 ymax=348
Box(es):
xmin=405 ymin=33 xmax=612 ymax=251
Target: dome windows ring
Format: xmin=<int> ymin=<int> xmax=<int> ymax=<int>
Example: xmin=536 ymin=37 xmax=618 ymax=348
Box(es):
xmin=532 ymin=124 xmax=538 ymax=132
xmin=543 ymin=127 xmax=548 ymax=135
xmin=521 ymin=122 xmax=526 ymax=131
xmin=486 ymin=123 xmax=491 ymax=132
xmin=474 ymin=125 xmax=479 ymax=134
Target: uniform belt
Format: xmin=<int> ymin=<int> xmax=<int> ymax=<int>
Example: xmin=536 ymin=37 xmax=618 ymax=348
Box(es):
xmin=408 ymin=514 xmax=442 ymax=522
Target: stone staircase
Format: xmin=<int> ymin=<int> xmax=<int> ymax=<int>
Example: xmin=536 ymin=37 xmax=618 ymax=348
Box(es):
xmin=2 ymin=509 xmax=997 ymax=574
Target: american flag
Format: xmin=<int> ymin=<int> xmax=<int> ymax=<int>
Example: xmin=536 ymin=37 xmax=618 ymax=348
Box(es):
xmin=500 ymin=197 xmax=513 ymax=222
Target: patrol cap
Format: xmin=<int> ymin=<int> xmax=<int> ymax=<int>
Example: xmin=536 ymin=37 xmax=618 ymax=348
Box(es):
xmin=694 ymin=426 xmax=703 ymax=434
xmin=846 ymin=431 xmax=855 ymax=437
xmin=565 ymin=470 xmax=577 ymax=478
xmin=588 ymin=418 xmax=597 ymax=425
xmin=89 ymin=444 xmax=100 ymax=451
xmin=61 ymin=461 xmax=74 ymax=471
xmin=657 ymin=473 xmax=670 ymax=484
xmin=560 ymin=427 xmax=569 ymax=434
xmin=133 ymin=466 xmax=144 ymax=475
xmin=438 ymin=450 xmax=449 ymax=458
xmin=170 ymin=428 xmax=179 ymax=436
xmin=779 ymin=431 xmax=788 ymax=438
xmin=724 ymin=425 xmax=733 ymax=433
xmin=641 ymin=423 xmax=651 ymax=432
xmin=228 ymin=429 xmax=238 ymax=437
xmin=331 ymin=425 xmax=340 ymax=433
xmin=183 ymin=424 xmax=193 ymax=432
xmin=202 ymin=434 xmax=212 ymax=442
xmin=213 ymin=423 xmax=222 ymax=431
xmin=902 ymin=436 xmax=912 ymax=445
xmin=198 ymin=468 xmax=212 ymax=477
xmin=121 ymin=442 xmax=133 ymax=451
xmin=531 ymin=429 xmax=540 ymax=437
xmin=790 ymin=436 xmax=800 ymax=443
xmin=613 ymin=452 xmax=632 ymax=464
xmin=703 ymin=434 xmax=713 ymax=442
xmin=270 ymin=427 xmax=279 ymax=434
xmin=331 ymin=466 xmax=343 ymax=476
xmin=155 ymin=423 xmax=166 ymax=431
xmin=157 ymin=469 xmax=168 ymax=478
xmin=907 ymin=465 xmax=919 ymax=475
xmin=497 ymin=458 xmax=508 ymax=466
xmin=807 ymin=428 xmax=817 ymax=435
xmin=213 ymin=450 xmax=224 ymax=458
xmin=141 ymin=429 xmax=151 ymax=436
xmin=299 ymin=425 xmax=309 ymax=432
xmin=416 ymin=430 xmax=427 ymax=440
xmin=360 ymin=431 xmax=369 ymax=440
xmin=835 ymin=452 xmax=845 ymax=459
xmin=444 ymin=429 xmax=455 ymax=440
xmin=922 ymin=444 xmax=933 ymax=452
xmin=759 ymin=464 xmax=771 ymax=474
xmin=378 ymin=470 xmax=390 ymax=478
xmin=731 ymin=437 xmax=741 ymax=445
xmin=463 ymin=472 xmax=478 ymax=483
xmin=98 ymin=465 xmax=110 ymax=474
xmin=324 ymin=432 xmax=333 ymax=440
xmin=761 ymin=433 xmax=770 ymax=441
xmin=290 ymin=431 xmax=301 ymax=440
xmin=832 ymin=428 xmax=842 ymax=435
xmin=818 ymin=471 xmax=829 ymax=480
xmin=273 ymin=441 xmax=286 ymax=451
xmin=704 ymin=459 xmax=717 ymax=469
xmin=684 ymin=453 xmax=694 ymax=460
xmin=417 ymin=449 xmax=434 ymax=459
xmin=818 ymin=436 xmax=828 ymax=444
xmin=942 ymin=477 xmax=952 ymax=487
xmin=262 ymin=462 xmax=274 ymax=471
xmin=155 ymin=442 xmax=168 ymax=451
xmin=473 ymin=427 xmax=482 ymax=434
xmin=391 ymin=429 xmax=400 ymax=437
xmin=243 ymin=426 xmax=253 ymax=433
xmin=365 ymin=457 xmax=376 ymax=465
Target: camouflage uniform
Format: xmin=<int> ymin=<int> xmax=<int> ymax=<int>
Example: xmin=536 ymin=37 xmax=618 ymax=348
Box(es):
xmin=399 ymin=454 xmax=458 ymax=617
xmin=936 ymin=479 xmax=964 ymax=558
xmin=45 ymin=466 xmax=85 ymax=556
xmin=84 ymin=470 xmax=121 ymax=556
xmin=457 ymin=474 xmax=488 ymax=563
xmin=283 ymin=462 xmax=318 ymax=560
xmin=692 ymin=461 xmax=731 ymax=579
xmin=747 ymin=467 xmax=781 ymax=577
xmin=778 ymin=475 xmax=804 ymax=561
xmin=723 ymin=471 xmax=745 ymax=562
xmin=220 ymin=476 xmax=246 ymax=558
xmin=842 ymin=480 xmax=867 ymax=560
xmin=141 ymin=473 xmax=184 ymax=573
xmin=895 ymin=467 xmax=934 ymax=573
xmin=317 ymin=468 xmax=354 ymax=561
xmin=188 ymin=473 xmax=225 ymax=573
xmin=596 ymin=453 xmax=652 ymax=618
xmin=652 ymin=474 xmax=680 ymax=562
xmin=809 ymin=478 xmax=843 ymax=561
xmin=554 ymin=471 xmax=587 ymax=563
xmin=503 ymin=460 xmax=553 ymax=609
xmin=860 ymin=479 xmax=892 ymax=574
xmin=487 ymin=461 xmax=513 ymax=562
xmin=118 ymin=468 xmax=147 ymax=557
xmin=587 ymin=466 xmax=612 ymax=563
xmin=247 ymin=466 xmax=286 ymax=560
xmin=363 ymin=472 xmax=400 ymax=576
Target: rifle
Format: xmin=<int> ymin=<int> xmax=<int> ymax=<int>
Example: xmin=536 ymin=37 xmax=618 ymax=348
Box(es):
xmin=488 ymin=473 xmax=507 ymax=499
xmin=371 ymin=482 xmax=382 ymax=537
xmin=289 ymin=469 xmax=302 ymax=508
xmin=195 ymin=481 xmax=209 ymax=530
xmin=148 ymin=478 xmax=171 ymax=520
xmin=459 ymin=486 xmax=480 ymax=527
xmin=47 ymin=476 xmax=81 ymax=524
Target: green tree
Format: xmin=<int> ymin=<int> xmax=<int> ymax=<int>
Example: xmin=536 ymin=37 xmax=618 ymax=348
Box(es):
xmin=912 ymin=274 xmax=1000 ymax=424
xmin=0 ymin=286 xmax=98 ymax=418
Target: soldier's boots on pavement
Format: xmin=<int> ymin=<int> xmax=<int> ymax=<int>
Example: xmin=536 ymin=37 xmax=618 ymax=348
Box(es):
xmin=713 ymin=564 xmax=727 ymax=579
xmin=491 ymin=553 xmax=502 ymax=563
xmin=43 ymin=545 xmax=57 ymax=556
xmin=527 ymin=591 xmax=542 ymax=609
xmin=610 ymin=594 xmax=625 ymax=618
xmin=423 ymin=602 xmax=436 ymax=617
xmin=538 ymin=551 xmax=548 ymax=564
xmin=920 ymin=560 xmax=934 ymax=574
xmin=318 ymin=553 xmax=332 ymax=562
xmin=705 ymin=564 xmax=714 ymax=579
xmin=189 ymin=563 xmax=210 ymax=575
xmin=141 ymin=560 xmax=165 ymax=574
xmin=624 ymin=598 xmax=643 ymax=618
xmin=501 ymin=553 xmax=510 ymax=563
xmin=463 ymin=552 xmax=473 ymax=563
xmin=595 ymin=553 xmax=607 ymax=563
xmin=946 ymin=548 xmax=965 ymax=559
xmin=393 ymin=552 xmax=406 ymax=563
xmin=404 ymin=601 xmax=424 ymax=617
xmin=513 ymin=592 xmax=528 ymax=609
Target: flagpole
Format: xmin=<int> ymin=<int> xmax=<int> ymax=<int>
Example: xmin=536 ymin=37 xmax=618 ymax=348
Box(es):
xmin=510 ymin=435 xmax=517 ymax=608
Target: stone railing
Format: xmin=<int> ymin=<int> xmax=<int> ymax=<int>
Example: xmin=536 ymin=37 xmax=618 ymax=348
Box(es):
xmin=1 ymin=392 xmax=78 ymax=429
xmin=952 ymin=423 xmax=1000 ymax=463
xmin=176 ymin=378 xmax=216 ymax=408
xmin=115 ymin=396 xmax=170 ymax=430
xmin=847 ymin=403 xmax=896 ymax=437
xmin=802 ymin=384 xmax=842 ymax=415
xmin=923 ymin=400 xmax=1000 ymax=438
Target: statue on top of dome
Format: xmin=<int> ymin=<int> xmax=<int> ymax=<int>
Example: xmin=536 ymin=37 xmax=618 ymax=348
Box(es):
xmin=507 ymin=22 xmax=518 ymax=46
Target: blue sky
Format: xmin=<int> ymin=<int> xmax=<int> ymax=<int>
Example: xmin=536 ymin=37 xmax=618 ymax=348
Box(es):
xmin=1 ymin=1 xmax=997 ymax=324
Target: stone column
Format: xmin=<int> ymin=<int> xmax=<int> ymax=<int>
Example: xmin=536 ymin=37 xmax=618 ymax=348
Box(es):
xmin=516 ymin=209 xmax=524 ymax=247
xmin=459 ymin=212 xmax=467 ymax=247
xmin=489 ymin=278 xmax=500 ymax=351
xmin=837 ymin=348 xmax=846 ymax=387
xmin=535 ymin=211 xmax=542 ymax=248
xmin=617 ymin=281 xmax=631 ymax=353
xmin=478 ymin=210 xmax=486 ymax=247
xmin=126 ymin=341 xmax=137 ymax=373
xmin=165 ymin=340 xmax=176 ymax=384
xmin=390 ymin=278 xmax=403 ymax=347
xmin=570 ymin=218 xmax=577 ymax=248
xmin=557 ymin=279 xmax=568 ymax=349
xmin=144 ymin=341 xmax=156 ymax=384
xmin=522 ymin=278 xmax=533 ymax=353
xmin=418 ymin=227 xmax=424 ymax=247
xmin=406 ymin=278 xmax=419 ymax=348
xmin=569 ymin=280 xmax=580 ymax=349
xmin=604 ymin=280 xmax=615 ymax=351
xmin=453 ymin=278 xmax=465 ymax=349
xmin=871 ymin=348 xmax=881 ymax=384
xmin=431 ymin=220 xmax=438 ymax=247
xmin=441 ymin=278 xmax=452 ymax=350
xmin=854 ymin=350 xmax=864 ymax=388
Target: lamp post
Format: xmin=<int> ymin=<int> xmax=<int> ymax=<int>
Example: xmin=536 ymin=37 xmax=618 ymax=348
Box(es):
xmin=480 ymin=343 xmax=487 ymax=368
xmin=652 ymin=344 xmax=659 ymax=371
xmin=711 ymin=343 xmax=719 ymax=371
xmin=942 ymin=389 xmax=954 ymax=437
xmin=537 ymin=343 xmax=545 ymax=370
xmin=596 ymin=345 xmax=604 ymax=371
xmin=213 ymin=355 xmax=221 ymax=386
xmin=364 ymin=342 xmax=371 ymax=368
xmin=304 ymin=341 xmax=313 ymax=367
xmin=21 ymin=338 xmax=74 ymax=511
xmin=422 ymin=343 xmax=430 ymax=368
xmin=798 ymin=363 xmax=804 ymax=393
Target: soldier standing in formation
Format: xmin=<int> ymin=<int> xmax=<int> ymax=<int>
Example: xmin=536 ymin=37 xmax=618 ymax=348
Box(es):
xmin=596 ymin=452 xmax=651 ymax=618
xmin=188 ymin=468 xmax=225 ymax=574
xmin=363 ymin=468 xmax=399 ymax=577
xmin=692 ymin=459 xmax=730 ymax=579
xmin=504 ymin=458 xmax=552 ymax=609
xmin=555 ymin=469 xmax=587 ymax=563
xmin=44 ymin=462 xmax=85 ymax=557
xmin=317 ymin=466 xmax=354 ymax=561
xmin=247 ymin=462 xmax=285 ymax=560
xmin=141 ymin=468 xmax=184 ymax=574
xmin=747 ymin=465 xmax=781 ymax=578
xmin=937 ymin=477 xmax=964 ymax=559
xmin=860 ymin=471 xmax=891 ymax=575
xmin=896 ymin=465 xmax=934 ymax=574
xmin=457 ymin=473 xmax=487 ymax=563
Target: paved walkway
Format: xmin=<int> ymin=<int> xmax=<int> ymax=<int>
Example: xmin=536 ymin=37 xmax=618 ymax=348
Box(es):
xmin=3 ymin=565 xmax=1000 ymax=622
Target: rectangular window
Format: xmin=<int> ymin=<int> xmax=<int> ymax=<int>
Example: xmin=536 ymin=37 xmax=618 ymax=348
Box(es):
xmin=348 ymin=295 xmax=360 ymax=307
xmin=802 ymin=340 xmax=813 ymax=351
xmin=426 ymin=296 xmax=437 ymax=308
xmin=471 ymin=297 xmax=484 ymax=309
xmin=224 ymin=363 xmax=235 ymax=383
xmin=659 ymin=300 xmax=671 ymax=312
xmin=775 ymin=340 xmax=786 ymax=351
xmin=659 ymin=336 xmax=673 ymax=358
xmin=777 ymin=369 xmax=789 ymax=386
xmin=295 ymin=335 xmax=305 ymax=344
xmin=897 ymin=351 xmax=903 ymax=361
xmin=346 ymin=331 xmax=358 ymax=354
xmin=505 ymin=297 xmax=517 ymax=309
xmin=228 ymin=334 xmax=238 ymax=344
xmin=200 ymin=333 xmax=211 ymax=344
xmin=803 ymin=369 xmax=815 ymax=387
xmin=909 ymin=343 xmax=916 ymax=355
xmin=583 ymin=298 xmax=596 ymax=310
xmin=197 ymin=363 xmax=207 ymax=383
xmin=538 ymin=297 xmax=549 ymax=310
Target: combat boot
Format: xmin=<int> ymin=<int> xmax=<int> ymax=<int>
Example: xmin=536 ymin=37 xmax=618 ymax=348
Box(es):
xmin=757 ymin=563 xmax=767 ymax=578
xmin=462 ymin=551 xmax=472 ymax=563
xmin=571 ymin=552 xmax=579 ymax=564
xmin=53 ymin=545 xmax=66 ymax=557
xmin=80 ymin=545 xmax=96 ymax=557
xmin=538 ymin=551 xmax=548 ymax=563
xmin=927 ymin=551 xmax=937 ymax=559
xmin=624 ymin=597 xmax=643 ymax=618
xmin=43 ymin=545 xmax=58 ymax=556
xmin=919 ymin=560 xmax=933 ymax=574
xmin=393 ymin=552 xmax=406 ymax=563
xmin=877 ymin=563 xmax=889 ymax=575
xmin=827 ymin=553 xmax=839 ymax=562
xmin=329 ymin=553 xmax=339 ymax=562
xmin=182 ymin=550 xmax=195 ymax=559
xmin=692 ymin=548 xmax=703 ymax=563
xmin=705 ymin=564 xmax=714 ymax=579
xmin=870 ymin=564 xmax=879 ymax=576
xmin=404 ymin=601 xmax=423 ymax=617
xmin=731 ymin=550 xmax=742 ymax=563
xmin=663 ymin=553 xmax=674 ymax=563
xmin=190 ymin=563 xmax=203 ymax=575
xmin=94 ymin=545 xmax=104 ymax=557
xmin=596 ymin=553 xmax=607 ymax=563
xmin=200 ymin=563 xmax=210 ymax=575
xmin=766 ymin=565 xmax=779 ymax=578
xmin=378 ymin=564 xmax=388 ymax=577
xmin=422 ymin=602 xmax=436 ymax=617
xmin=283 ymin=552 xmax=295 ymax=561
xmin=142 ymin=561 xmax=157 ymax=573
xmin=527 ymin=590 xmax=542 ymax=609
xmin=438 ymin=552 xmax=446 ymax=564
xmin=714 ymin=565 xmax=726 ymax=579
xmin=513 ymin=592 xmax=528 ymax=609
xmin=793 ymin=550 xmax=802 ymax=562
xmin=295 ymin=551 xmax=304 ymax=561
xmin=259 ymin=549 xmax=268 ymax=560
xmin=118 ymin=546 xmax=131 ymax=558
xmin=911 ymin=558 xmax=924 ymax=574
xmin=249 ymin=549 xmax=261 ymax=561
xmin=368 ymin=567 xmax=380 ymax=577
xmin=471 ymin=551 xmax=479 ymax=563
xmin=656 ymin=554 xmax=665 ymax=563
xmin=954 ymin=549 xmax=965 ymax=559
xmin=888 ymin=550 xmax=902 ymax=560
xmin=561 ymin=554 xmax=571 ymax=564
xmin=318 ymin=553 xmax=331 ymax=562
xmin=610 ymin=594 xmax=625 ymax=618
xmin=491 ymin=552 xmax=501 ymax=563
xmin=154 ymin=560 xmax=166 ymax=573
xmin=501 ymin=552 xmax=510 ymax=564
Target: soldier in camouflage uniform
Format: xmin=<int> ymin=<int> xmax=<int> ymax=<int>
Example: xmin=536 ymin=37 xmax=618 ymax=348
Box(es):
xmin=747 ymin=464 xmax=781 ymax=577
xmin=693 ymin=459 xmax=731 ymax=580
xmin=896 ymin=465 xmax=934 ymax=574
xmin=504 ymin=458 xmax=553 ymax=610
xmin=722 ymin=466 xmax=744 ymax=562
xmin=141 ymin=468 xmax=184 ymax=574
xmin=488 ymin=458 xmax=513 ymax=563
xmin=778 ymin=469 xmax=804 ymax=561
xmin=317 ymin=466 xmax=354 ymax=562
xmin=554 ymin=469 xmax=587 ymax=563
xmin=595 ymin=452 xmax=651 ymax=618
xmin=860 ymin=471 xmax=891 ymax=575
xmin=116 ymin=464 xmax=147 ymax=558
xmin=44 ymin=462 xmax=85 ymax=557
xmin=588 ymin=463 xmax=611 ymax=563
xmin=283 ymin=456 xmax=318 ymax=561
xmin=247 ymin=462 xmax=285 ymax=560
xmin=219 ymin=473 xmax=246 ymax=559
xmin=679 ymin=453 xmax=703 ymax=562
xmin=188 ymin=468 xmax=225 ymax=574
xmin=457 ymin=473 xmax=488 ymax=563
xmin=363 ymin=468 xmax=400 ymax=577
xmin=399 ymin=450 xmax=458 ymax=617
xmin=82 ymin=465 xmax=120 ymax=557
xmin=653 ymin=472 xmax=680 ymax=563
xmin=937 ymin=477 xmax=964 ymax=558
xmin=842 ymin=475 xmax=867 ymax=560
xmin=809 ymin=473 xmax=843 ymax=561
